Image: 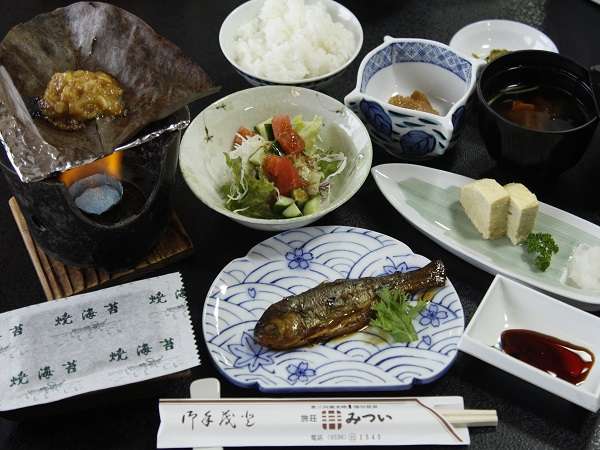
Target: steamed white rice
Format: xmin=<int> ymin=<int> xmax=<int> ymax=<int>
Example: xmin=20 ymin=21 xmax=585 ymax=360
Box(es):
xmin=233 ymin=0 xmax=356 ymax=81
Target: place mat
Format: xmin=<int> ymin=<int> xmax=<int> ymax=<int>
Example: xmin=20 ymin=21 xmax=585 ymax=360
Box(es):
xmin=9 ymin=197 xmax=194 ymax=300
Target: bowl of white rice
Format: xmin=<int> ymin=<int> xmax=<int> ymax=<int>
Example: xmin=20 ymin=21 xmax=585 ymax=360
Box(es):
xmin=219 ymin=0 xmax=363 ymax=89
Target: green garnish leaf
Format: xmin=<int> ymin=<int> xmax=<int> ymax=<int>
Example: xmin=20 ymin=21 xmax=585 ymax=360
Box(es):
xmin=370 ymin=288 xmax=428 ymax=343
xmin=523 ymin=232 xmax=559 ymax=271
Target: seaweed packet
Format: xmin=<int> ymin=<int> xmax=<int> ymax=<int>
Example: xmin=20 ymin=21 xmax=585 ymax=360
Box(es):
xmin=0 ymin=272 xmax=198 ymax=411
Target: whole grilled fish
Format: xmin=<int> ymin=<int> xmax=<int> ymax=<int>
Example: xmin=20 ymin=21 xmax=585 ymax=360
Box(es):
xmin=254 ymin=259 xmax=446 ymax=350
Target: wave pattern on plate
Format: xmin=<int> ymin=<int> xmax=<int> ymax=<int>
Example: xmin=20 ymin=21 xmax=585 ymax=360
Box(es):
xmin=203 ymin=226 xmax=464 ymax=392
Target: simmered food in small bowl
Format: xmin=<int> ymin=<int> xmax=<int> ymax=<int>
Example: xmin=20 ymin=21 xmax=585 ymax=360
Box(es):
xmin=344 ymin=37 xmax=477 ymax=160
xmin=180 ymin=86 xmax=372 ymax=231
xmin=477 ymin=50 xmax=599 ymax=174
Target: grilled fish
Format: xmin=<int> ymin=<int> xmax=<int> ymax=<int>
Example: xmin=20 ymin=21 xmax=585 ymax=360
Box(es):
xmin=254 ymin=259 xmax=446 ymax=350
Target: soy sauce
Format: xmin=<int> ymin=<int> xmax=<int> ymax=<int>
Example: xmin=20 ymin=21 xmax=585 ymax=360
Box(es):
xmin=500 ymin=329 xmax=594 ymax=385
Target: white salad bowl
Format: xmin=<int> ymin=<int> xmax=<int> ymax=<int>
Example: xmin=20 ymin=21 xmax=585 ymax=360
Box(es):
xmin=179 ymin=86 xmax=373 ymax=231
xmin=219 ymin=0 xmax=363 ymax=90
xmin=344 ymin=37 xmax=477 ymax=160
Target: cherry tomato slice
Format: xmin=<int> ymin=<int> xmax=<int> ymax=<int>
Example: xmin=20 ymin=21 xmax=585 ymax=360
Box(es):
xmin=263 ymin=155 xmax=304 ymax=196
xmin=277 ymin=130 xmax=305 ymax=155
xmin=271 ymin=115 xmax=305 ymax=154
xmin=233 ymin=127 xmax=256 ymax=147
xmin=271 ymin=115 xmax=293 ymax=139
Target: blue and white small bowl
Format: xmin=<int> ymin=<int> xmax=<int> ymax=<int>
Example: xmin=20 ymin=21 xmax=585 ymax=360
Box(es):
xmin=344 ymin=37 xmax=477 ymax=160
xmin=219 ymin=0 xmax=363 ymax=90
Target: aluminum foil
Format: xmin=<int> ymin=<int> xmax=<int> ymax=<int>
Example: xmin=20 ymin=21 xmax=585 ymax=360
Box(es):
xmin=0 ymin=67 xmax=192 ymax=181
xmin=0 ymin=2 xmax=218 ymax=182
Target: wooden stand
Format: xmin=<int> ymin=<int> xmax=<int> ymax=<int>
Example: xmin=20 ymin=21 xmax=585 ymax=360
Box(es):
xmin=9 ymin=197 xmax=194 ymax=300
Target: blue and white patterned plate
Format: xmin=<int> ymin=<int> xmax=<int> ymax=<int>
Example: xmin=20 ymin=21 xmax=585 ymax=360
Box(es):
xmin=202 ymin=226 xmax=464 ymax=392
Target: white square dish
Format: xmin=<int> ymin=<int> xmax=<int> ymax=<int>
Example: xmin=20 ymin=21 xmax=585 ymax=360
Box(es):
xmin=459 ymin=275 xmax=600 ymax=412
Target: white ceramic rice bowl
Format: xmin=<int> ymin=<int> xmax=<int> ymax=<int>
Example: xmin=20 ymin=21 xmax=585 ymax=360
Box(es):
xmin=219 ymin=0 xmax=363 ymax=89
xmin=180 ymin=86 xmax=373 ymax=231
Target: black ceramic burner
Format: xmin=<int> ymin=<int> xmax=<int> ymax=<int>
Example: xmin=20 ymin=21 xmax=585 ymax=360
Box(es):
xmin=0 ymin=108 xmax=188 ymax=271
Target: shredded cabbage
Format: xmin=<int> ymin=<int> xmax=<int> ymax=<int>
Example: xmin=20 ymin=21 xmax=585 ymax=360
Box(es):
xmin=319 ymin=152 xmax=347 ymax=182
xmin=223 ymin=135 xmax=264 ymax=202
xmin=292 ymin=114 xmax=323 ymax=149
xmin=221 ymin=115 xmax=347 ymax=219
xmin=292 ymin=115 xmax=347 ymax=190
xmin=221 ymin=154 xmax=277 ymax=218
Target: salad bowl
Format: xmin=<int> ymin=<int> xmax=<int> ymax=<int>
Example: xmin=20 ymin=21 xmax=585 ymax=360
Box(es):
xmin=344 ymin=37 xmax=476 ymax=160
xmin=180 ymin=86 xmax=372 ymax=231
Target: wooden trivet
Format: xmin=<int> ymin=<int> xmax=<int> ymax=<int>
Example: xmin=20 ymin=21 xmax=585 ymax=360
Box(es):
xmin=9 ymin=196 xmax=194 ymax=301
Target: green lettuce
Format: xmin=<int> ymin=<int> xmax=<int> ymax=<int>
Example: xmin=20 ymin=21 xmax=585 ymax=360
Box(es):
xmin=292 ymin=114 xmax=323 ymax=149
xmin=291 ymin=116 xmax=345 ymax=180
xmin=221 ymin=154 xmax=277 ymax=219
xmin=318 ymin=158 xmax=341 ymax=179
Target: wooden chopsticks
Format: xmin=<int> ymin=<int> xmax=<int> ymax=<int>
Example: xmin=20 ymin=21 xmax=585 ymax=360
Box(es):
xmin=440 ymin=409 xmax=498 ymax=427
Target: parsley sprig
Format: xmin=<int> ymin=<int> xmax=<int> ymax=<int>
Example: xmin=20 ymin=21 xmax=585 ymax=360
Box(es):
xmin=523 ymin=232 xmax=559 ymax=271
xmin=370 ymin=288 xmax=428 ymax=343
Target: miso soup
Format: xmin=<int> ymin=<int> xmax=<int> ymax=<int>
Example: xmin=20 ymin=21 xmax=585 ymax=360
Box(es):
xmin=489 ymin=84 xmax=592 ymax=131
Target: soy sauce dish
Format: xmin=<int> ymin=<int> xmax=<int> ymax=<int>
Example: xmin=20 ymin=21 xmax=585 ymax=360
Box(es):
xmin=459 ymin=275 xmax=600 ymax=412
xmin=477 ymin=50 xmax=600 ymax=175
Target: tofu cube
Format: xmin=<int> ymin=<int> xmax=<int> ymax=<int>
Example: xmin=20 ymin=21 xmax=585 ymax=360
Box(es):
xmin=460 ymin=179 xmax=509 ymax=239
xmin=504 ymin=183 xmax=539 ymax=244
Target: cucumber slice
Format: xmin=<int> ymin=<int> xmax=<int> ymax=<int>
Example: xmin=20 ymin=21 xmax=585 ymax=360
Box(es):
xmin=268 ymin=141 xmax=283 ymax=156
xmin=254 ymin=119 xmax=274 ymax=140
xmin=282 ymin=202 xmax=302 ymax=218
xmin=303 ymin=196 xmax=321 ymax=216
xmin=274 ymin=195 xmax=294 ymax=212
xmin=263 ymin=123 xmax=274 ymax=140
xmin=249 ymin=147 xmax=266 ymax=166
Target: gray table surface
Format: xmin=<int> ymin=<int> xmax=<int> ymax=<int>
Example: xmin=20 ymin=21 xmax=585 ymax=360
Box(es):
xmin=1 ymin=1 xmax=600 ymax=449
